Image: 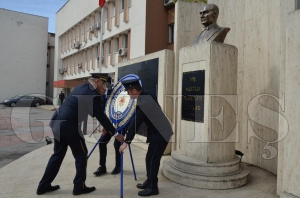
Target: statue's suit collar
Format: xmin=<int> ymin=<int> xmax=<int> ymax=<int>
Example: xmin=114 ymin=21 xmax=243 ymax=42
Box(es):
xmin=203 ymin=23 xmax=218 ymax=31
xmin=201 ymin=23 xmax=222 ymax=41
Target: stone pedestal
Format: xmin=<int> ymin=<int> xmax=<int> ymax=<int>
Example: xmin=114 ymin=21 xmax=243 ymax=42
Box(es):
xmin=162 ymin=42 xmax=249 ymax=189
xmin=115 ymin=49 xmax=175 ymax=154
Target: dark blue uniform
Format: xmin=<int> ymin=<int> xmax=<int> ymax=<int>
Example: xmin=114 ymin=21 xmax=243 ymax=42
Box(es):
xmin=98 ymin=89 xmax=121 ymax=170
xmin=38 ymin=83 xmax=116 ymax=192
xmin=125 ymin=90 xmax=173 ymax=190
xmin=98 ymin=133 xmax=121 ymax=169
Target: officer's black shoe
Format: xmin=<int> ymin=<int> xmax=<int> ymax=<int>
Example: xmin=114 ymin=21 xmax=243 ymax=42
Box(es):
xmin=138 ymin=188 xmax=159 ymax=196
xmin=93 ymin=166 xmax=107 ymax=176
xmin=36 ymin=185 xmax=60 ymax=195
xmin=111 ymin=167 xmax=121 ymax=175
xmin=73 ymin=186 xmax=96 ymax=195
xmin=137 ymin=180 xmax=148 ymax=189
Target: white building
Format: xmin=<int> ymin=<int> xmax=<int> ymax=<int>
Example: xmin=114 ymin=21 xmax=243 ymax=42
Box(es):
xmin=54 ymin=0 xmax=175 ymax=97
xmin=0 ymin=9 xmax=49 ymax=102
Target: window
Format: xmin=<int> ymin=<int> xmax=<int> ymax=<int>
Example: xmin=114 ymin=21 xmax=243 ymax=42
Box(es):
xmin=108 ymin=41 xmax=111 ymax=55
xmin=111 ymin=3 xmax=115 ymax=17
xmin=85 ymin=20 xmax=89 ymax=32
xmin=104 ymin=8 xmax=108 ymax=20
xmin=95 ymin=46 xmax=99 ymax=58
xmin=81 ymin=21 xmax=84 ymax=35
xmin=115 ymin=38 xmax=118 ymax=52
xmin=101 ymin=43 xmax=104 ymax=57
xmin=296 ymin=0 xmax=300 ymax=10
xmin=168 ymin=24 xmax=174 ymax=43
xmin=122 ymin=34 xmax=128 ymax=48
xmin=23 ymin=96 xmax=34 ymax=100
xmin=120 ymin=0 xmax=125 ymax=11
xmin=88 ymin=48 xmax=92 ymax=61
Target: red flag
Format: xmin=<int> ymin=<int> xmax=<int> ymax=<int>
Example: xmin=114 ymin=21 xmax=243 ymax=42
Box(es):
xmin=99 ymin=0 xmax=106 ymax=7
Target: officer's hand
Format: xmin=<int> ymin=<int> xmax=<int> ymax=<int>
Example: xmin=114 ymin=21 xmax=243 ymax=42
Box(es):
xmin=119 ymin=143 xmax=128 ymax=154
xmin=101 ymin=127 xmax=107 ymax=136
xmin=115 ymin=134 xmax=124 ymax=142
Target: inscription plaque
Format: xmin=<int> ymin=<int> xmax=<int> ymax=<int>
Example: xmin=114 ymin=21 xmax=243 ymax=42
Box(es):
xmin=118 ymin=58 xmax=159 ymax=136
xmin=181 ymin=70 xmax=205 ymax=122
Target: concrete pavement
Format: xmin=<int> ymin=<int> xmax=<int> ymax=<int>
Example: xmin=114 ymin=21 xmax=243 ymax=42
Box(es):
xmin=0 ymin=133 xmax=279 ymax=198
xmin=0 ymin=105 xmax=280 ymax=197
xmin=0 ymin=105 xmax=97 ymax=168
xmin=37 ymin=105 xmax=59 ymax=111
xmin=0 ymin=105 xmax=55 ymax=168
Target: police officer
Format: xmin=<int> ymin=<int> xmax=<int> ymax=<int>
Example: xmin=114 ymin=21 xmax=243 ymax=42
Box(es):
xmin=36 ymin=73 xmax=124 ymax=196
xmin=93 ymin=130 xmax=122 ymax=176
xmin=93 ymin=77 xmax=122 ymax=176
xmin=119 ymin=78 xmax=173 ymax=197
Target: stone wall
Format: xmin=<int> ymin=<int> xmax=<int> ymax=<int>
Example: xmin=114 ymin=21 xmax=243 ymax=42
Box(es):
xmin=279 ymin=9 xmax=300 ymax=198
xmin=207 ymin=0 xmax=295 ymax=176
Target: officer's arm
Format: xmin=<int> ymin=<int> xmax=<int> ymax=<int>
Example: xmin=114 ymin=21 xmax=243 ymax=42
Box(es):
xmin=89 ymin=96 xmax=116 ymax=136
xmin=125 ymin=108 xmax=145 ymax=144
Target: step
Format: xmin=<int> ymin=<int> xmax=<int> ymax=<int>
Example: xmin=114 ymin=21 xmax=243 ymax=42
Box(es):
xmin=162 ymin=158 xmax=249 ymax=190
xmin=170 ymin=151 xmax=241 ymax=176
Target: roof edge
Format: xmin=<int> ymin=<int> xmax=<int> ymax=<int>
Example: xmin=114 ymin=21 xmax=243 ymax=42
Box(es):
xmin=56 ymin=0 xmax=70 ymax=14
xmin=0 ymin=8 xmax=48 ymax=19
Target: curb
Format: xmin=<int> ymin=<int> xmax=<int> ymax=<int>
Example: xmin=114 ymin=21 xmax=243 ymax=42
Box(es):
xmin=37 ymin=105 xmax=58 ymax=111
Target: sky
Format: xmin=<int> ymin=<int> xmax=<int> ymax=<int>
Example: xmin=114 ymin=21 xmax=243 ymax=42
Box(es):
xmin=0 ymin=0 xmax=68 ymax=33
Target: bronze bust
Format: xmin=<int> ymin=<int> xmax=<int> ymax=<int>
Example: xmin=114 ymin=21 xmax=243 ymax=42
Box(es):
xmin=193 ymin=4 xmax=230 ymax=44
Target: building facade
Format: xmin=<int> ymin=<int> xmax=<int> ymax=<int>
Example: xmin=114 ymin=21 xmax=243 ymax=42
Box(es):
xmin=0 ymin=9 xmax=49 ymax=102
xmin=54 ymin=0 xmax=175 ymax=97
xmin=46 ymin=33 xmax=55 ymax=103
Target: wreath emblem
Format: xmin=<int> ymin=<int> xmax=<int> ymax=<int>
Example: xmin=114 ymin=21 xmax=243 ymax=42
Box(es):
xmin=118 ymin=96 xmax=126 ymax=107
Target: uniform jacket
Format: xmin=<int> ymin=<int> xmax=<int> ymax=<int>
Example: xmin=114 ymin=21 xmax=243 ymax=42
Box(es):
xmin=50 ymin=83 xmax=116 ymax=139
xmin=125 ymin=90 xmax=173 ymax=144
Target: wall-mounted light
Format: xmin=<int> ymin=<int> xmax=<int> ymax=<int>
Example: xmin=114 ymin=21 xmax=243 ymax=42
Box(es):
xmin=235 ymin=150 xmax=244 ymax=162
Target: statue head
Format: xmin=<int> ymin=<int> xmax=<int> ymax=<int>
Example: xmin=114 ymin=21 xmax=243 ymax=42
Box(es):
xmin=200 ymin=4 xmax=219 ymax=27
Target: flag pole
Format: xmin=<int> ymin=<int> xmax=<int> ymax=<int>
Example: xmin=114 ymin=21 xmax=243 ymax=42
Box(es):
xmin=87 ymin=135 xmax=103 ymax=159
xmin=128 ymin=144 xmax=137 ymax=180
xmin=99 ymin=6 xmax=104 ymax=73
xmin=98 ymin=0 xmax=105 ymax=136
xmin=120 ymin=141 xmax=124 ymax=198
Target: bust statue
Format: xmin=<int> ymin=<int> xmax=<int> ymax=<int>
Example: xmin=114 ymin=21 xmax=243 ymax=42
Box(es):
xmin=193 ymin=4 xmax=230 ymax=44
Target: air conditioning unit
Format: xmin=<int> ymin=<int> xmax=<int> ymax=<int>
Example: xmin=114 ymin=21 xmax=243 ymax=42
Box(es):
xmin=77 ymin=63 xmax=82 ymax=68
xmin=118 ymin=48 xmax=127 ymax=56
xmin=164 ymin=0 xmax=174 ymax=7
xmin=63 ymin=67 xmax=67 ymax=72
xmin=59 ymin=69 xmax=64 ymax=74
xmin=89 ymin=25 xmax=94 ymax=33
xmin=73 ymin=41 xmax=80 ymax=49
xmin=97 ymin=56 xmax=104 ymax=63
xmin=95 ymin=22 xmax=101 ymax=30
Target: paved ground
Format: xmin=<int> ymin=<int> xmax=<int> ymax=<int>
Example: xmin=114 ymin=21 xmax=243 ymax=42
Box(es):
xmin=0 ymin=104 xmax=98 ymax=169
xmin=0 ymin=104 xmax=280 ymax=198
xmin=0 ymin=135 xmax=279 ymax=198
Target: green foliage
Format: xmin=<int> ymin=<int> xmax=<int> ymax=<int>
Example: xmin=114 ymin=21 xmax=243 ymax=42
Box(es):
xmin=174 ymin=0 xmax=208 ymax=4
